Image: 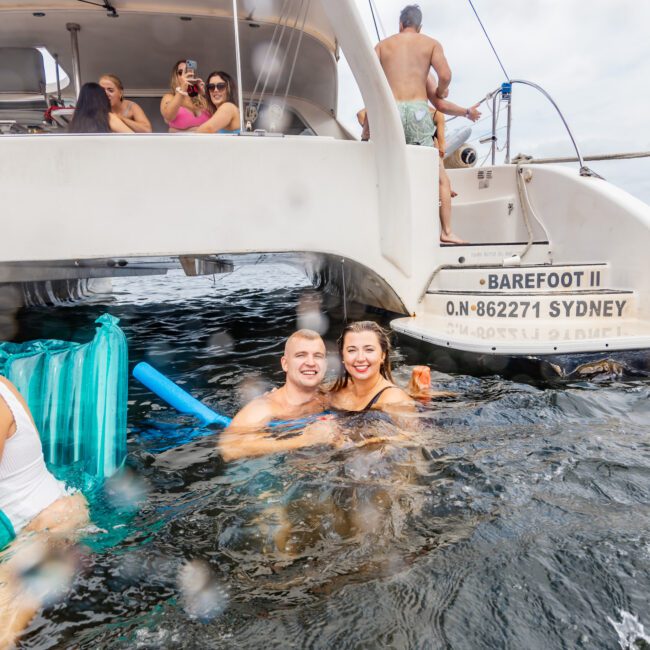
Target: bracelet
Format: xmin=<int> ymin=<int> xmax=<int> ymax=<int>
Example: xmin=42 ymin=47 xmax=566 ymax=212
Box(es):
xmin=175 ymin=87 xmax=189 ymax=97
xmin=465 ymin=108 xmax=470 ymax=119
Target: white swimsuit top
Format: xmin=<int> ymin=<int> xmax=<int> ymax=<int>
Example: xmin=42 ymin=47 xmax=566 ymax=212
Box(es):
xmin=0 ymin=381 xmax=67 ymax=534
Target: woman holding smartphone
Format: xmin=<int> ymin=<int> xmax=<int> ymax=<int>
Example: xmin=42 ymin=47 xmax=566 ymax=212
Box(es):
xmin=99 ymin=74 xmax=152 ymax=133
xmin=160 ymin=59 xmax=211 ymax=132
xmin=196 ymin=70 xmax=241 ymax=134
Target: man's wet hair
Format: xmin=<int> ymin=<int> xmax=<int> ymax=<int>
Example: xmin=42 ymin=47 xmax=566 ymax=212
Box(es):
xmin=400 ymin=4 xmax=422 ymax=29
xmin=284 ymin=329 xmax=323 ymax=355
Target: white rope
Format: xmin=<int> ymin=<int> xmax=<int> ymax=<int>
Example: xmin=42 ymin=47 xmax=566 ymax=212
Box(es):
xmin=514 ymin=159 xmax=538 ymax=262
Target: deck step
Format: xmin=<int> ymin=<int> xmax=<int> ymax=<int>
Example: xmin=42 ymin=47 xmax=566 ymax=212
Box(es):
xmin=391 ymin=314 xmax=650 ymax=356
xmin=437 ymin=241 xmax=552 ymax=267
xmin=430 ymin=263 xmax=610 ymax=293
xmin=422 ymin=290 xmax=636 ymax=321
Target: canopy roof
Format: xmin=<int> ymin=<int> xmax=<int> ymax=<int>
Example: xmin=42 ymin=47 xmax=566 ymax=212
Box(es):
xmin=0 ymin=0 xmax=338 ymax=111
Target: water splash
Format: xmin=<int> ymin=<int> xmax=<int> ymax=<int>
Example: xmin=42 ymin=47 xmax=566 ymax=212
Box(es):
xmin=608 ymin=611 xmax=650 ymax=649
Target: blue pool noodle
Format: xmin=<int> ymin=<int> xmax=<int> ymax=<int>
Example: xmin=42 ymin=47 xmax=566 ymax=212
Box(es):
xmin=133 ymin=362 xmax=232 ymax=427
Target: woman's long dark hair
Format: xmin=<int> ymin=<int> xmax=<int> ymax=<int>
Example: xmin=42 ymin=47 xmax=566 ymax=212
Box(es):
xmin=205 ymin=70 xmax=238 ymax=113
xmin=68 ymin=82 xmax=111 ymax=133
xmin=331 ymin=321 xmax=394 ymax=392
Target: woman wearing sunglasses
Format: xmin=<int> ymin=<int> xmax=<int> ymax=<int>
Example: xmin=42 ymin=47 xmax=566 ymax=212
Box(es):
xmin=196 ymin=71 xmax=241 ymax=134
xmin=160 ymin=59 xmax=211 ymax=132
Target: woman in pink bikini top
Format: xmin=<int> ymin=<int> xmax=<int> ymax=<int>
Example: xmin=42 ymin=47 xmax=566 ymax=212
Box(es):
xmin=160 ymin=59 xmax=211 ymax=132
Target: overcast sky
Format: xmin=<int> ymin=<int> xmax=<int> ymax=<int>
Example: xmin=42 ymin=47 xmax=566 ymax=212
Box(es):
xmin=338 ymin=0 xmax=650 ymax=203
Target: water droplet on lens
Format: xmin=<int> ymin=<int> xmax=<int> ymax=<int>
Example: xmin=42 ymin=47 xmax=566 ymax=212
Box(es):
xmin=14 ymin=540 xmax=78 ymax=606
xmin=177 ymin=559 xmax=228 ymax=621
xmin=104 ymin=467 xmax=149 ymax=513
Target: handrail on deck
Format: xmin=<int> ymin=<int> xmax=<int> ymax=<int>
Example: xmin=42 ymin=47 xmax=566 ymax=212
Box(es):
xmin=488 ymin=79 xmax=597 ymax=178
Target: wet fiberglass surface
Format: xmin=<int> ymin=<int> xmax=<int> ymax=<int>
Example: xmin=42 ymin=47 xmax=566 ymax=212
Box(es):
xmin=7 ymin=266 xmax=650 ymax=649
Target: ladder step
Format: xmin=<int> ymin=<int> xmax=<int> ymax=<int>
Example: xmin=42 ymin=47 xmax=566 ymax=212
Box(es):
xmin=437 ymin=241 xmax=552 ymax=267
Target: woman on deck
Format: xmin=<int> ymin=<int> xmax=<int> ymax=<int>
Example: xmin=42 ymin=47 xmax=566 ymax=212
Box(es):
xmin=195 ymin=70 xmax=240 ymax=134
xmin=68 ymin=82 xmax=133 ymax=133
xmin=0 ymin=377 xmax=88 ymax=648
xmin=99 ymin=74 xmax=152 ymax=133
xmin=160 ymin=60 xmax=211 ymax=132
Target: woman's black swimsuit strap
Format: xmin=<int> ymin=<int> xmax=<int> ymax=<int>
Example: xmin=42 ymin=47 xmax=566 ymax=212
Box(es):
xmin=363 ymin=385 xmax=399 ymax=411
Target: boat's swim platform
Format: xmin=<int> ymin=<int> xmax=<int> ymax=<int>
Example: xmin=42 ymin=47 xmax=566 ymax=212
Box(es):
xmin=392 ymin=313 xmax=650 ymax=356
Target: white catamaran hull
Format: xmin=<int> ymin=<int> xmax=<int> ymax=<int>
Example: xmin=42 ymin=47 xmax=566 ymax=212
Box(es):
xmin=2 ymin=0 xmax=650 ymax=373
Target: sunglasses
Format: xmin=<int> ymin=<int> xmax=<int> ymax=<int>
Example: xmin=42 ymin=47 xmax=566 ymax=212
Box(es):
xmin=207 ymin=82 xmax=228 ymax=92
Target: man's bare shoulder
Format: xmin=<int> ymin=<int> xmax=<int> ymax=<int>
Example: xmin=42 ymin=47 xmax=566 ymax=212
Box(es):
xmin=227 ymin=393 xmax=275 ymax=431
xmin=416 ymin=32 xmax=442 ymax=50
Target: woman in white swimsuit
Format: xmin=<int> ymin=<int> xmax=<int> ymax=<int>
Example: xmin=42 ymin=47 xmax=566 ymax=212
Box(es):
xmin=0 ymin=376 xmax=88 ymax=648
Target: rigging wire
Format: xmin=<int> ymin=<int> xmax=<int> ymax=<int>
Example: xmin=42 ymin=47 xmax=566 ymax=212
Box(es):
xmin=271 ymin=0 xmax=306 ymax=100
xmin=369 ymin=0 xmax=387 ymax=38
xmin=281 ymin=0 xmax=311 ymax=116
xmin=250 ymin=0 xmax=292 ymax=111
xmin=368 ymin=0 xmax=381 ymax=41
xmin=467 ymin=0 xmax=510 ymax=81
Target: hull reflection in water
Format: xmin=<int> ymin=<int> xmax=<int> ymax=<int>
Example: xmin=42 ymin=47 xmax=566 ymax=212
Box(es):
xmin=8 ymin=267 xmax=650 ymax=650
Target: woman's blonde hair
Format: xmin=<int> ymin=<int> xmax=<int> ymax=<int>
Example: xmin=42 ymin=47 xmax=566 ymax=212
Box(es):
xmin=331 ymin=321 xmax=394 ymax=391
xmin=169 ymin=59 xmax=207 ymax=114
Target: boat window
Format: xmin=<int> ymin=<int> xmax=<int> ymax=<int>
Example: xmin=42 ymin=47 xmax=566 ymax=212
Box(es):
xmin=39 ymin=47 xmax=70 ymax=96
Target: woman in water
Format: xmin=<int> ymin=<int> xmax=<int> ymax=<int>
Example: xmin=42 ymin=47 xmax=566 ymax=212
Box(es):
xmin=195 ymin=70 xmax=240 ymax=134
xmin=0 ymin=377 xmax=88 ymax=647
xmin=330 ymin=320 xmax=413 ymax=413
xmin=160 ymin=60 xmax=211 ymax=132
xmin=99 ymin=74 xmax=152 ymax=133
xmin=68 ymin=82 xmax=133 ymax=133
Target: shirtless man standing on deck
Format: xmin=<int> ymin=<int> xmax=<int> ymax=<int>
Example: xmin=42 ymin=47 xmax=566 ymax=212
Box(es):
xmin=375 ymin=4 xmax=467 ymax=244
xmin=218 ymin=329 xmax=337 ymax=461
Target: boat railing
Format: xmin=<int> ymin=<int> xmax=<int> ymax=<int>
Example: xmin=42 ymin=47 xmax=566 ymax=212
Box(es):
xmin=484 ymin=80 xmax=598 ymax=178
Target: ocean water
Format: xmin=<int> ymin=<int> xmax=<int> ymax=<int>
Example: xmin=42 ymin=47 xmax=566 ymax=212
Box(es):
xmin=9 ymin=266 xmax=650 ymax=649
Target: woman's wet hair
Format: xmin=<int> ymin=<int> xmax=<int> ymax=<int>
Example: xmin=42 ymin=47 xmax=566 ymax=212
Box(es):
xmin=99 ymin=73 xmax=124 ymax=100
xmin=332 ymin=321 xmax=394 ymax=390
xmin=205 ymin=70 xmax=238 ymax=112
xmin=68 ymin=82 xmax=111 ymax=133
xmin=400 ymin=4 xmax=422 ymax=28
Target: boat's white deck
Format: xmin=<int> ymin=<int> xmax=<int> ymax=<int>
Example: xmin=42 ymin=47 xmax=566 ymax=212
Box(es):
xmin=391 ymin=315 xmax=650 ymax=355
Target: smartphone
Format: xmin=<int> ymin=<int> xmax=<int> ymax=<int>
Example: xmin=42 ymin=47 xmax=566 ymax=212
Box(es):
xmin=185 ymin=59 xmax=198 ymax=80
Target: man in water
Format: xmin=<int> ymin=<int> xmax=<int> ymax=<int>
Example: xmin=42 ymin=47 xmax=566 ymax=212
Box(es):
xmin=219 ymin=329 xmax=337 ymax=461
xmin=375 ymin=4 xmax=468 ymax=244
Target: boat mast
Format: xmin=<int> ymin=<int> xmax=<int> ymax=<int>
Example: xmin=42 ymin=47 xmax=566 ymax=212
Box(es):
xmin=66 ymin=23 xmax=82 ymax=99
xmin=232 ymin=0 xmax=244 ymax=132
